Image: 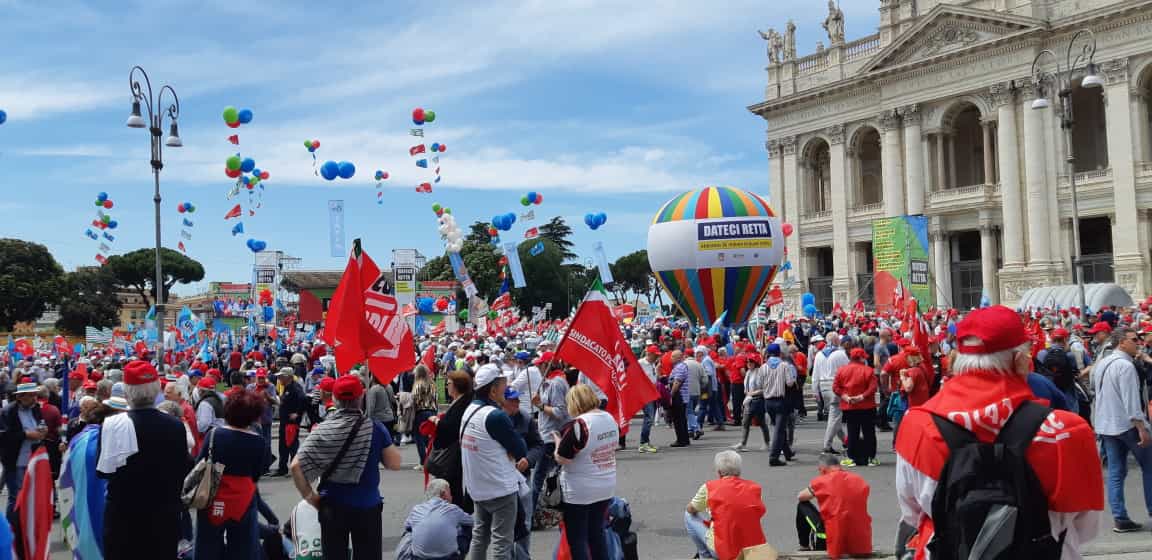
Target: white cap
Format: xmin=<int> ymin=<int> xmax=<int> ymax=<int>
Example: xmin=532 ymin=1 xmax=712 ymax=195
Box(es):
xmin=474 ymin=363 xmax=506 ymax=388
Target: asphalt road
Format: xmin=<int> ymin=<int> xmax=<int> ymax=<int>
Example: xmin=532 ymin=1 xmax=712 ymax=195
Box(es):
xmin=49 ymin=414 xmax=1152 ymax=558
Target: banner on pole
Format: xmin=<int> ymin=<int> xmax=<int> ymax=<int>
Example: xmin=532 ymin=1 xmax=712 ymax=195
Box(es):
xmin=502 ymin=242 xmax=527 ymax=288
xmin=592 ymin=241 xmax=614 ymax=284
xmin=447 ymin=252 xmax=478 ymax=298
xmin=871 ymin=215 xmax=933 ymax=313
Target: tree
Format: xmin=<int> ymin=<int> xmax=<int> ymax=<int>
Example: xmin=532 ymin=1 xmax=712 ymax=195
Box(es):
xmin=56 ymin=267 xmax=122 ymax=335
xmin=516 ymin=238 xmax=571 ymax=318
xmin=0 ymin=239 xmax=64 ymax=331
xmin=610 ymin=250 xmax=653 ymax=303
xmin=105 ymin=248 xmax=205 ymax=308
xmin=538 ymin=216 xmax=578 ymax=261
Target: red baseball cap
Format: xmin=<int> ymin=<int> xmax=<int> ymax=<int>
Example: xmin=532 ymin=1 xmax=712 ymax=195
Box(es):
xmin=123 ymin=361 xmax=158 ymax=386
xmin=645 ymin=345 xmax=660 ymax=354
xmin=1050 ymin=328 xmax=1070 ymax=340
xmin=197 ymin=376 xmax=217 ymax=389
xmin=318 ymin=377 xmax=336 ymax=392
xmin=332 ymin=376 xmax=364 ymax=400
xmin=82 ymin=380 xmax=98 ymax=391
xmin=955 ymin=305 xmax=1030 ymax=354
xmin=1086 ymin=321 xmax=1112 ymax=335
xmin=533 ymin=351 xmax=555 ymax=366
xmin=849 ymin=348 xmax=869 ymax=361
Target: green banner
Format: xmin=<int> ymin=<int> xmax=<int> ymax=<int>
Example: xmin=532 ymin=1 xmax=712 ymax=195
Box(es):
xmin=871 ymin=215 xmax=933 ymax=312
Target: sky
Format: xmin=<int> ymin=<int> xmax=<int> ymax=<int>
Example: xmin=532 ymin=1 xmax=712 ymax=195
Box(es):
xmin=0 ymin=0 xmax=880 ymax=295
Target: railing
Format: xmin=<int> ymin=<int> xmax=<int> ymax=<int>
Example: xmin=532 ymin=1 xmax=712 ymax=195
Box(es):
xmin=844 ymin=34 xmax=882 ymax=61
xmin=808 ymin=276 xmax=834 ymax=314
xmin=797 ymin=52 xmax=829 ymax=74
xmin=1058 ymin=167 xmax=1111 ymax=185
xmin=856 ymin=273 xmax=875 ymax=307
xmin=1077 ymin=254 xmax=1114 ymax=284
xmin=801 ymin=209 xmax=832 ymax=221
xmin=1137 ymin=161 xmax=1152 ymax=176
xmin=853 ymin=202 xmax=883 ymax=213
xmin=928 ymin=183 xmax=993 ymax=202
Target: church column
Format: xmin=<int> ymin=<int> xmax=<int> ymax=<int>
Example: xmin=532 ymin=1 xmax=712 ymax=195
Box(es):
xmin=934 ymin=132 xmax=947 ymax=191
xmin=768 ymin=139 xmax=783 ymax=213
xmin=880 ymin=111 xmax=905 ymax=216
xmin=979 ymin=209 xmax=999 ymax=304
xmin=930 ymin=220 xmax=951 ymax=308
xmin=981 ymin=120 xmax=995 ymax=184
xmin=780 ymin=137 xmax=802 ymax=289
xmin=1022 ymin=78 xmax=1054 ymax=266
xmin=991 ymin=81 xmax=1025 ymax=269
xmin=828 ymin=124 xmax=852 ymax=303
xmin=947 ymin=134 xmax=958 ymax=188
xmin=1102 ymin=58 xmax=1148 ymax=295
xmin=901 ymin=104 xmax=925 ymax=214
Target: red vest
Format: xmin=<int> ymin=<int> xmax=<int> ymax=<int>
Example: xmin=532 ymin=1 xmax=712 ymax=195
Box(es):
xmin=810 ymin=470 xmax=872 ymax=558
xmin=706 ymin=477 xmax=766 ymax=560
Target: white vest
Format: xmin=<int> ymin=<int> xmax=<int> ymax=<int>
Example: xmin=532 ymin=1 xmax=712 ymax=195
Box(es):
xmin=460 ymin=403 xmax=521 ymax=502
xmin=560 ymin=410 xmax=619 ymax=505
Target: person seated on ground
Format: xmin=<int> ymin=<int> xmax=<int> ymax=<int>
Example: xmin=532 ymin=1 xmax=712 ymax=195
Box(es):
xmin=684 ymin=450 xmax=766 ymax=560
xmin=399 ymin=478 xmax=473 ymax=560
xmin=796 ymin=453 xmax=872 ymax=559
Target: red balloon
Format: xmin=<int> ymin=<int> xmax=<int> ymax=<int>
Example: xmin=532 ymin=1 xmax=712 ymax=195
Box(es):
xmin=178 ymin=205 xmax=186 ymax=213
xmin=246 ymin=183 xmax=254 ymax=190
xmin=438 ymin=143 xmax=446 ymax=153
xmin=534 ymin=193 xmax=542 ymax=205
xmin=225 ymin=167 xmax=241 ymax=178
xmin=312 ymin=140 xmax=320 ymax=149
xmin=782 ymin=222 xmax=794 ymax=237
xmin=260 ymin=171 xmax=270 ymax=180
xmin=102 ymin=200 xmax=114 ymax=209
xmin=382 ymin=172 xmax=389 ymax=179
xmin=227 ymin=121 xmax=240 ymax=129
xmin=412 ymin=108 xmax=425 ymax=122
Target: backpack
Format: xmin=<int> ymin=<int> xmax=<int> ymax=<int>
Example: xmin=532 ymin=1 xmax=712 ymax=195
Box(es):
xmin=1041 ymin=347 xmax=1076 ymax=391
xmin=926 ymin=400 xmax=1064 ymax=560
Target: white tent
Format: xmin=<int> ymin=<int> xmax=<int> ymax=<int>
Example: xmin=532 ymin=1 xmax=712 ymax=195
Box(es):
xmin=1016 ymin=283 xmax=1133 ymax=311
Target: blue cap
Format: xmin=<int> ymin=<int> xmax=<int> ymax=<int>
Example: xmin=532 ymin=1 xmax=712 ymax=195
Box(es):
xmin=504 ymin=388 xmax=521 ymax=400
xmin=189 ymin=368 xmax=203 ymax=377
xmin=514 ymin=351 xmax=531 ymax=361
xmin=766 ymin=343 xmax=782 ymax=356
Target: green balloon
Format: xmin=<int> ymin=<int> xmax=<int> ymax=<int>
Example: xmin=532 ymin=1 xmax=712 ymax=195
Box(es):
xmin=458 ymin=310 xmax=469 ymax=321
xmin=432 ymin=203 xmax=442 ymax=212
xmin=222 ymin=106 xmax=239 ymax=124
xmin=520 ymin=196 xmax=531 ymax=206
xmin=102 ymin=214 xmax=111 ymax=224
xmin=226 ymin=156 xmax=242 ymax=171
xmin=487 ymin=310 xmax=498 ymax=320
xmin=95 ymin=200 xmax=104 ymax=207
xmin=304 ymin=140 xmax=313 ymax=149
xmin=425 ymin=111 xmax=436 ymax=123
xmin=443 ymin=208 xmax=451 ymax=215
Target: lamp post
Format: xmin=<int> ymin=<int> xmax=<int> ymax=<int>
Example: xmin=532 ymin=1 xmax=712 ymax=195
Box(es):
xmin=126 ymin=66 xmax=183 ymax=359
xmin=1030 ymin=29 xmax=1103 ymax=314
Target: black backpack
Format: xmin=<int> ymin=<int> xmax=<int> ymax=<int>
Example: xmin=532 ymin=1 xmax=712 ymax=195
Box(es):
xmin=926 ymin=401 xmax=1064 ymax=560
xmin=1041 ymin=347 xmax=1076 ymax=391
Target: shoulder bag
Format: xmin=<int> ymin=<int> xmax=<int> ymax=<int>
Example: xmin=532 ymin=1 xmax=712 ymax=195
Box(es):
xmin=182 ymin=428 xmax=226 ymax=509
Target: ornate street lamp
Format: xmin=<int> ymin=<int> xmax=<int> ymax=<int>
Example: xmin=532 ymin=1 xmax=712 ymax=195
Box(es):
xmin=1030 ymin=29 xmax=1102 ymax=313
xmin=126 ymin=66 xmax=182 ymax=358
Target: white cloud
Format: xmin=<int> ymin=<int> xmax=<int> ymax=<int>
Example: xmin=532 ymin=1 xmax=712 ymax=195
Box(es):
xmin=0 ymin=76 xmax=120 ymax=120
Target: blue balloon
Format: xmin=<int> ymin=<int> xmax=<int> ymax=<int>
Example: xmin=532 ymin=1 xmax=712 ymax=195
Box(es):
xmin=320 ymin=160 xmax=340 ymax=181
xmin=431 ymin=143 xmax=440 ymax=152
xmin=240 ymin=157 xmax=256 ymax=173
xmin=107 ymin=220 xmax=118 ymax=229
xmin=527 ymin=191 xmax=537 ymax=203
xmin=417 ymin=297 xmax=435 ymax=313
xmin=801 ymin=292 xmax=815 ymax=307
xmin=584 ymin=213 xmax=595 ymax=227
xmin=251 ymin=168 xmax=262 ymax=178
xmin=307 ymin=146 xmax=316 ymax=153
xmin=97 ymin=192 xmax=109 ymax=202
xmin=246 ymin=238 xmax=267 ymax=253
xmin=0 ymin=109 xmax=6 ymax=125
xmin=505 ymin=212 xmax=516 ymax=226
xmin=337 ymin=161 xmax=356 ymax=179
xmin=803 ymin=303 xmax=818 ymax=317
xmin=237 ymin=108 xmax=253 ymax=124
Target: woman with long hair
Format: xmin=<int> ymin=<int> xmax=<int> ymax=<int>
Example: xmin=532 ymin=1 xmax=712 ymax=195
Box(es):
xmin=411 ymin=365 xmax=439 ymax=470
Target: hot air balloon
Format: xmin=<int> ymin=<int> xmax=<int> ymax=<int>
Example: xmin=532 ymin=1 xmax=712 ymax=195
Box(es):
xmin=646 ymin=186 xmax=784 ymax=326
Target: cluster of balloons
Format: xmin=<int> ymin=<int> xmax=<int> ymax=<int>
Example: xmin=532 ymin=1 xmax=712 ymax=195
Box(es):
xmin=429 ymin=142 xmax=447 ymax=153
xmin=438 ymin=211 xmax=464 ymax=253
xmin=246 ymin=238 xmax=267 ymax=253
xmin=374 ymin=170 xmax=389 ymax=181
xmin=320 ymin=160 xmax=355 ymax=181
xmin=801 ymin=292 xmax=820 ymax=318
xmin=176 ymin=202 xmax=196 ymax=213
xmin=412 ymin=107 xmax=437 ymax=126
xmin=91 ymin=193 xmax=119 ymax=230
xmin=0 ymin=109 xmax=6 ymax=125
xmin=221 ymin=106 xmax=254 ymax=129
xmin=491 ymin=212 xmax=517 ymax=231
xmin=431 ymin=203 xmax=452 ymax=217
xmin=416 ymin=296 xmax=453 ymax=314
xmin=304 ymin=139 xmax=321 ymax=153
xmin=519 ymin=192 xmax=544 ymax=206
xmin=584 ymin=212 xmax=608 ymax=230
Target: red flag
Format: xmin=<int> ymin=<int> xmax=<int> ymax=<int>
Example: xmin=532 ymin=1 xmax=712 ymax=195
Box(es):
xmin=429 ymin=322 xmax=446 ymax=336
xmin=14 ymin=448 xmax=52 ymax=560
xmin=324 ymin=239 xmax=416 ymax=385
xmin=554 ymin=291 xmax=660 ymax=433
xmin=134 ymin=340 xmax=148 ymax=356
xmin=523 ymin=227 xmax=539 ymax=240
xmin=94 ymin=254 xmax=107 ymax=266
xmin=421 ymin=345 xmax=438 ymax=374
xmin=227 ymin=134 xmax=239 ymax=145
xmin=853 ymin=299 xmax=865 ymax=314
xmin=13 ymin=338 xmax=33 ymax=357
xmin=53 ymin=336 xmax=71 ymax=357
xmin=224 ymin=204 xmax=242 ymax=220
xmin=402 ymin=303 xmax=419 ymax=318
xmin=409 ymin=144 xmax=426 ymax=156
xmin=415 ymin=183 xmax=432 ymax=193
xmin=178 ymin=241 xmax=186 ymax=253
xmin=491 ymin=293 xmax=512 ymax=311
xmin=765 ymin=285 xmax=783 ymax=307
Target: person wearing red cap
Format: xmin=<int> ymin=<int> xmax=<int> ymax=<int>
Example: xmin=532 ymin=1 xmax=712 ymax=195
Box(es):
xmin=895 ymin=306 xmax=1103 ymax=559
xmin=99 ymin=360 xmax=193 ymax=559
xmin=833 ymin=348 xmax=878 ymax=468
xmin=1087 ymin=320 xmax=1114 ymax=360
xmin=291 ymin=374 xmax=401 ymax=559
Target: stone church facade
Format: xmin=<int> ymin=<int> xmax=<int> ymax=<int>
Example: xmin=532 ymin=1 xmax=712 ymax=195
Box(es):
xmin=750 ymin=0 xmax=1152 ymax=310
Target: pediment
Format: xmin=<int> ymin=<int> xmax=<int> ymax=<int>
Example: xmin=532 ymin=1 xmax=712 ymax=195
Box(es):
xmin=861 ymin=5 xmax=1045 ymax=74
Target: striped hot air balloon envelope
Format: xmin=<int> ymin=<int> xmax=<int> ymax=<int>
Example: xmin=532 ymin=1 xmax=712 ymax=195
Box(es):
xmin=647 ymin=186 xmax=783 ymax=326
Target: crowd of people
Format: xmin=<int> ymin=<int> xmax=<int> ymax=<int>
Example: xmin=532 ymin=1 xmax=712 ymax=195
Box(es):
xmin=0 ymin=298 xmax=1149 ymax=558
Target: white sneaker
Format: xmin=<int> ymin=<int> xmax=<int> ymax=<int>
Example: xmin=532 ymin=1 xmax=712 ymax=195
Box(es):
xmin=730 ymin=443 xmax=746 ymax=452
